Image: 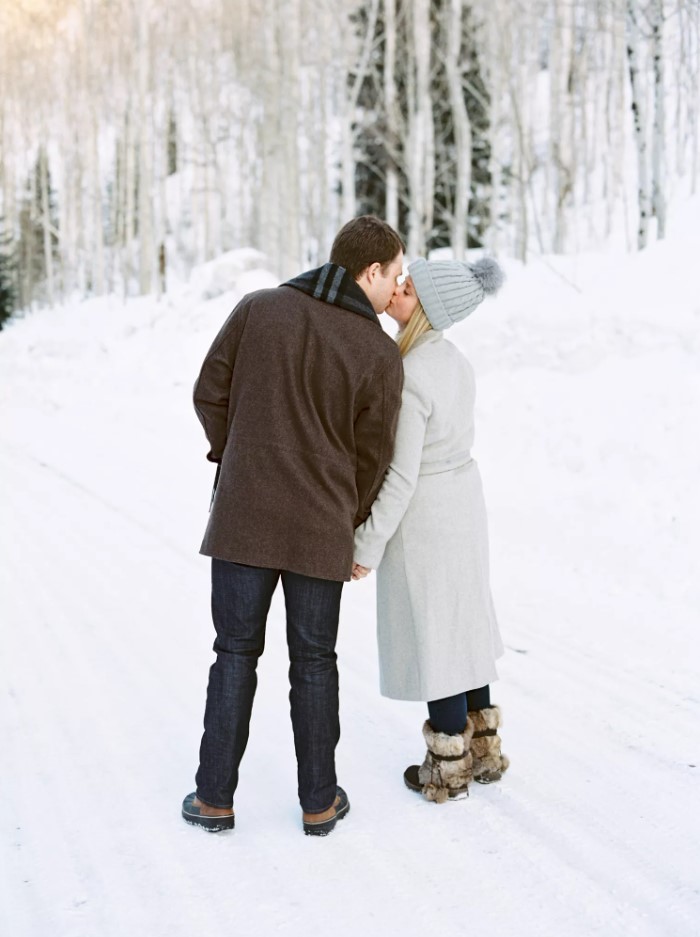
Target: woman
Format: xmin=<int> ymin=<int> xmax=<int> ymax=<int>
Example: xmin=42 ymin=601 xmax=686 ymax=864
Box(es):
xmin=353 ymin=257 xmax=509 ymax=804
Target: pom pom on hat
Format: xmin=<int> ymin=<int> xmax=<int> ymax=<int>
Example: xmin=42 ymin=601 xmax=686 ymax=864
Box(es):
xmin=470 ymin=257 xmax=505 ymax=295
xmin=407 ymin=256 xmax=504 ymax=331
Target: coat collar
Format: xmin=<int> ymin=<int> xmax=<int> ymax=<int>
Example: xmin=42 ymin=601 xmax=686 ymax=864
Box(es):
xmin=283 ymin=264 xmax=380 ymax=325
xmin=409 ymin=329 xmax=444 ymax=350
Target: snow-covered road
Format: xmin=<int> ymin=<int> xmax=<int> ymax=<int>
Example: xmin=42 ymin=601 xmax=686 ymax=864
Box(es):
xmin=2 ymin=243 xmax=699 ymax=937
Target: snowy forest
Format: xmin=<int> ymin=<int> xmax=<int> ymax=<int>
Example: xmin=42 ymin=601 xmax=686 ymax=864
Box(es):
xmin=0 ymin=0 xmax=698 ymax=325
xmin=3 ymin=3 xmax=700 ymax=933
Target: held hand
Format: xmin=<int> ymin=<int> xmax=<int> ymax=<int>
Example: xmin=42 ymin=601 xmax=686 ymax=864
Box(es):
xmin=352 ymin=562 xmax=372 ymax=581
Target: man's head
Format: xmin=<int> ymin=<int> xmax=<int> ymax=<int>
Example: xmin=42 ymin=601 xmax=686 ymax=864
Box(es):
xmin=330 ymin=215 xmax=405 ymax=314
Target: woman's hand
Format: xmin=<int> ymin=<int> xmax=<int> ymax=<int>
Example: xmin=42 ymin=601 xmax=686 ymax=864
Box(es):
xmin=352 ymin=563 xmax=372 ymax=581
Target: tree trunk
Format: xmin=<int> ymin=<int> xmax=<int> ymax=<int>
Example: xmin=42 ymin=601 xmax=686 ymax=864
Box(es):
xmin=605 ymin=1 xmax=627 ymax=239
xmin=123 ymin=110 xmax=136 ymax=295
xmin=80 ymin=0 xmax=104 ymax=295
xmin=626 ymin=0 xmax=650 ymax=249
xmin=38 ymin=147 xmax=55 ymax=305
xmin=444 ymin=0 xmax=472 ymax=260
xmin=651 ymin=0 xmax=666 ymax=239
xmin=550 ymin=0 xmax=575 ymax=252
xmin=690 ymin=0 xmax=700 ymax=195
xmin=343 ymin=0 xmax=381 ymax=223
xmin=137 ymin=7 xmax=153 ymax=294
xmin=279 ymin=0 xmax=302 ymax=278
xmin=256 ymin=0 xmax=283 ymax=271
xmin=407 ymin=0 xmax=434 ymax=257
xmin=384 ymin=0 xmax=399 ymax=232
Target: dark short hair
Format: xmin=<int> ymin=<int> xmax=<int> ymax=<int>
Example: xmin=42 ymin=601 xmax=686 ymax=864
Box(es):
xmin=330 ymin=215 xmax=405 ymax=279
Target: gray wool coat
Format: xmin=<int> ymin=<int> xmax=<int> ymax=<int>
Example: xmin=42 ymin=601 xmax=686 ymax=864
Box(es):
xmin=353 ymin=330 xmax=504 ymax=701
xmin=194 ymin=280 xmax=403 ymax=582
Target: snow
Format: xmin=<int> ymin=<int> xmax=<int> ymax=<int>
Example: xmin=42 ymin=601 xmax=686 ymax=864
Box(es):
xmin=1 ymin=216 xmax=699 ymax=937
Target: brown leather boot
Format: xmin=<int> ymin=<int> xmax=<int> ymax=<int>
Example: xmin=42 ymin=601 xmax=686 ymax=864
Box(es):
xmin=181 ymin=793 xmax=235 ymax=832
xmin=302 ymin=786 xmax=350 ymax=836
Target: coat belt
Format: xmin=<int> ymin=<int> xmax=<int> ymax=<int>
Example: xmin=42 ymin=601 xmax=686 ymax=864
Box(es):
xmin=418 ymin=455 xmax=473 ymax=477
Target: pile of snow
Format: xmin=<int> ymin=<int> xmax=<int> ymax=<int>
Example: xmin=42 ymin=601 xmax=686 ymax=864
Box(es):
xmin=1 ymin=226 xmax=698 ymax=937
xmin=188 ymin=248 xmax=277 ymax=300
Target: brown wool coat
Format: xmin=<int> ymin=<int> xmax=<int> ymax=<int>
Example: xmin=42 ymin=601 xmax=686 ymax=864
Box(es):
xmin=193 ymin=285 xmax=403 ymax=581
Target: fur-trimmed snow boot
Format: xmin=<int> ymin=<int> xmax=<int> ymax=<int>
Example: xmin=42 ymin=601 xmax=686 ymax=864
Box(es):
xmin=470 ymin=705 xmax=509 ymax=784
xmin=403 ymin=718 xmax=475 ymax=804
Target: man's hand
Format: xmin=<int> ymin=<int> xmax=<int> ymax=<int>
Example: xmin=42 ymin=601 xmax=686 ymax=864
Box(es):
xmin=352 ymin=563 xmax=372 ymax=581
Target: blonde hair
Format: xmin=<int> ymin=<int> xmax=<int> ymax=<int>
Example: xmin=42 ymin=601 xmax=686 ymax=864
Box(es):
xmin=396 ymin=304 xmax=432 ymax=357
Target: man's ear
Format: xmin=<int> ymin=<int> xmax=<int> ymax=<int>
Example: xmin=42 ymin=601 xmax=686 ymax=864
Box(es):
xmin=365 ymin=261 xmax=381 ymax=282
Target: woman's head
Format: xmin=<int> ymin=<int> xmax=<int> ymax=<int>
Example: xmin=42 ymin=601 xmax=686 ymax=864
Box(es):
xmin=385 ymin=275 xmax=419 ymax=327
xmin=385 ymin=277 xmax=432 ymax=357
xmin=408 ymin=257 xmax=504 ymax=331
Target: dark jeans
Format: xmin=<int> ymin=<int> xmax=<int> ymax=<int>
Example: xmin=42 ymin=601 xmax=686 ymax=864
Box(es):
xmin=195 ymin=559 xmax=344 ymax=813
xmin=428 ymin=685 xmax=492 ymax=735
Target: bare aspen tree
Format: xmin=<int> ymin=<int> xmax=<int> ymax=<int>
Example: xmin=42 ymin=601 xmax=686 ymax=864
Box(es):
xmin=152 ymin=4 xmax=175 ymax=296
xmin=603 ymin=0 xmax=628 ymax=239
xmin=78 ymin=0 xmax=105 ymax=295
xmin=344 ymin=0 xmax=381 ymax=223
xmin=191 ymin=24 xmax=212 ymax=266
xmin=123 ymin=110 xmax=136 ymax=293
xmin=384 ymin=0 xmax=400 ymax=232
xmin=60 ymin=68 xmax=83 ymax=299
xmin=259 ymin=0 xmax=284 ymax=271
xmin=38 ymin=147 xmax=55 ymax=306
xmin=443 ymin=0 xmax=472 ymax=260
xmin=340 ymin=103 xmax=357 ymax=224
xmin=650 ymin=0 xmax=666 ymax=238
xmin=137 ymin=6 xmax=154 ymax=293
xmin=690 ymin=0 xmax=700 ymax=193
xmin=0 ymin=74 xmax=9 ymax=229
xmin=300 ymin=0 xmax=352 ymax=262
xmin=279 ymin=0 xmax=302 ymax=278
xmin=406 ymin=0 xmax=435 ymax=256
xmin=626 ymin=0 xmax=651 ymax=249
xmin=580 ymin=1 xmax=595 ymax=215
xmin=674 ymin=0 xmax=687 ymax=177
xmin=503 ymin=3 xmax=532 ymax=261
xmin=582 ymin=1 xmax=610 ymax=243
xmin=0 ymin=6 xmax=22 ymax=271
xmin=550 ymin=0 xmax=576 ymax=252
xmin=475 ymin=0 xmax=507 ymax=255
xmin=317 ymin=4 xmax=337 ymax=259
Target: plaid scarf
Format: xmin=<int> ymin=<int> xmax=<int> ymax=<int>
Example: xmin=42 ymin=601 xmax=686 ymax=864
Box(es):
xmin=284 ymin=264 xmax=380 ymax=325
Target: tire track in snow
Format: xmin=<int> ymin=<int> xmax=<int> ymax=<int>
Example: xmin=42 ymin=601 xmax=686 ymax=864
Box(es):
xmin=495 ymin=663 xmax=699 ymax=935
xmin=0 ymin=441 xmax=197 ymax=566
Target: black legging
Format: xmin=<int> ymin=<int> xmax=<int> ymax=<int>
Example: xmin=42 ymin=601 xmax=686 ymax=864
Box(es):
xmin=428 ymin=685 xmax=491 ymax=735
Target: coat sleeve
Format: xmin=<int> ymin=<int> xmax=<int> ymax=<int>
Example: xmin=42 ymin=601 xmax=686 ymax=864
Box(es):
xmin=353 ymin=351 xmax=404 ymax=528
xmin=193 ymin=299 xmax=251 ymax=463
xmin=353 ymin=368 xmax=431 ymax=568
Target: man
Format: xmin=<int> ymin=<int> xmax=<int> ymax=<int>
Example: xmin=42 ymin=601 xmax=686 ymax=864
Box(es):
xmin=182 ymin=216 xmax=405 ymax=836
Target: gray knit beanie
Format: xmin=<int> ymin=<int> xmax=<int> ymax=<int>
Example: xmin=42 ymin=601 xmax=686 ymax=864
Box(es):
xmin=408 ymin=257 xmax=504 ymax=331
